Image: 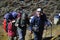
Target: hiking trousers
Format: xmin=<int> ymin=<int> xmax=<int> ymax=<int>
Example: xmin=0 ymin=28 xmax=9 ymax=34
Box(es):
xmin=17 ymin=27 xmax=26 ymax=40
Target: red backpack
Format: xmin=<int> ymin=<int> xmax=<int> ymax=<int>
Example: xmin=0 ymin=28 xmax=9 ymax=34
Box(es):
xmin=8 ymin=20 xmax=17 ymax=37
xmin=3 ymin=19 xmax=6 ymax=32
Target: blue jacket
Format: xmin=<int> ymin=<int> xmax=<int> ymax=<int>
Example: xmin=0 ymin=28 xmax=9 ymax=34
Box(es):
xmin=28 ymin=13 xmax=50 ymax=31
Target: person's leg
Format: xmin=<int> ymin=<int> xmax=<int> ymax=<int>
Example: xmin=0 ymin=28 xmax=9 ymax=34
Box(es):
xmin=17 ymin=27 xmax=23 ymax=40
xmin=38 ymin=27 xmax=44 ymax=40
xmin=22 ymin=27 xmax=26 ymax=40
xmin=34 ymin=32 xmax=43 ymax=40
xmin=8 ymin=36 xmax=14 ymax=40
xmin=38 ymin=32 xmax=43 ymax=40
xmin=34 ymin=29 xmax=44 ymax=40
xmin=14 ymin=37 xmax=17 ymax=40
xmin=34 ymin=32 xmax=38 ymax=40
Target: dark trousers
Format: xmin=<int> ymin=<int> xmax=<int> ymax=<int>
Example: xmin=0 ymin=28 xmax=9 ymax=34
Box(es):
xmin=34 ymin=27 xmax=44 ymax=40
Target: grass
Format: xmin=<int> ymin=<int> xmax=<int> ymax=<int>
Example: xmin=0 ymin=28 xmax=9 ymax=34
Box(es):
xmin=0 ymin=25 xmax=8 ymax=40
xmin=0 ymin=25 xmax=60 ymax=40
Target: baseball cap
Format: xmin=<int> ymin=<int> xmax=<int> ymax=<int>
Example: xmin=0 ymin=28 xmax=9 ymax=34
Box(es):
xmin=36 ymin=8 xmax=41 ymax=12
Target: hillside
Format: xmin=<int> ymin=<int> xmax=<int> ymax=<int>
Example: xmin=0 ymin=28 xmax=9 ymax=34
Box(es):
xmin=0 ymin=0 xmax=60 ymax=40
xmin=0 ymin=0 xmax=60 ymax=18
xmin=0 ymin=25 xmax=60 ymax=40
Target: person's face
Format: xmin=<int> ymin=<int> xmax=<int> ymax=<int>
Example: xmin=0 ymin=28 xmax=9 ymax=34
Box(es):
xmin=36 ymin=11 xmax=41 ymax=17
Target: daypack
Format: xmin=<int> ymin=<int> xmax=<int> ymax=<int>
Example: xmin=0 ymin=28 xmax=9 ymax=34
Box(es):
xmin=15 ymin=13 xmax=29 ymax=29
xmin=3 ymin=13 xmax=14 ymax=32
xmin=3 ymin=13 xmax=9 ymax=32
xmin=4 ymin=13 xmax=9 ymax=20
xmin=3 ymin=19 xmax=6 ymax=31
xmin=29 ymin=16 xmax=34 ymax=23
xmin=20 ymin=13 xmax=28 ymax=26
xmin=8 ymin=21 xmax=17 ymax=37
xmin=11 ymin=11 xmax=17 ymax=19
xmin=3 ymin=18 xmax=9 ymax=32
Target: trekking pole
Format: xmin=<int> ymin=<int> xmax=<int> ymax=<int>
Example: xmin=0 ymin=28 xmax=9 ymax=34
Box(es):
xmin=51 ymin=24 xmax=52 ymax=37
xmin=44 ymin=25 xmax=47 ymax=38
xmin=45 ymin=26 xmax=47 ymax=37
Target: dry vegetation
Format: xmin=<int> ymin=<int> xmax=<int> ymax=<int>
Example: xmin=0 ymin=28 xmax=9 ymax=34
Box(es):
xmin=0 ymin=0 xmax=60 ymax=40
xmin=0 ymin=25 xmax=60 ymax=40
xmin=0 ymin=0 xmax=60 ymax=24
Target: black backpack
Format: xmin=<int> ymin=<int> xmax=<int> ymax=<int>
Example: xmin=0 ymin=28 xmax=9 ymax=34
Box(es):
xmin=18 ymin=13 xmax=29 ymax=28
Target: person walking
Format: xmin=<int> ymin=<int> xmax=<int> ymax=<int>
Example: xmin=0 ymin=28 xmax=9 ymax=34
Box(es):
xmin=15 ymin=10 xmax=29 ymax=40
xmin=29 ymin=8 xmax=48 ymax=40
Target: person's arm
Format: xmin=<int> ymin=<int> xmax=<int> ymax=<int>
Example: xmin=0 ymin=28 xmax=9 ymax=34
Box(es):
xmin=28 ymin=17 xmax=35 ymax=31
xmin=42 ymin=13 xmax=48 ymax=26
xmin=45 ymin=19 xmax=52 ymax=26
xmin=44 ymin=14 xmax=52 ymax=26
xmin=15 ymin=18 xmax=20 ymax=27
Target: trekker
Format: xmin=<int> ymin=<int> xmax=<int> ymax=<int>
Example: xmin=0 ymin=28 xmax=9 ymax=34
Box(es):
xmin=8 ymin=16 xmax=17 ymax=40
xmin=15 ymin=10 xmax=29 ymax=40
xmin=29 ymin=8 xmax=48 ymax=40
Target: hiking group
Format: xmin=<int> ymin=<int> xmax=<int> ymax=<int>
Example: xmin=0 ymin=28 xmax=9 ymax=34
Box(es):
xmin=3 ymin=7 xmax=52 ymax=40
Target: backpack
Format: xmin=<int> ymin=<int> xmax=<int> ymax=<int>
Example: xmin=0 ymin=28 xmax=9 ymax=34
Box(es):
xmin=12 ymin=20 xmax=17 ymax=32
xmin=20 ymin=13 xmax=28 ymax=26
xmin=4 ymin=13 xmax=9 ymax=32
xmin=29 ymin=16 xmax=34 ymax=23
xmin=3 ymin=13 xmax=14 ymax=32
xmin=3 ymin=19 xmax=6 ymax=31
xmin=11 ymin=11 xmax=17 ymax=19
xmin=15 ymin=13 xmax=28 ymax=28
xmin=8 ymin=21 xmax=17 ymax=37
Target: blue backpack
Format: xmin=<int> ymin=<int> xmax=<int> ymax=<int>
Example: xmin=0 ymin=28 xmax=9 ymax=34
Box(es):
xmin=4 ymin=13 xmax=9 ymax=20
xmin=11 ymin=11 xmax=17 ymax=19
xmin=4 ymin=13 xmax=14 ymax=32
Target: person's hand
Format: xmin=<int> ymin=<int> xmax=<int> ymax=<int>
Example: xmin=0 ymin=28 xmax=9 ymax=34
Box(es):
xmin=29 ymin=30 xmax=33 ymax=34
xmin=12 ymin=20 xmax=15 ymax=23
xmin=21 ymin=25 xmax=25 ymax=27
xmin=15 ymin=24 xmax=19 ymax=27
